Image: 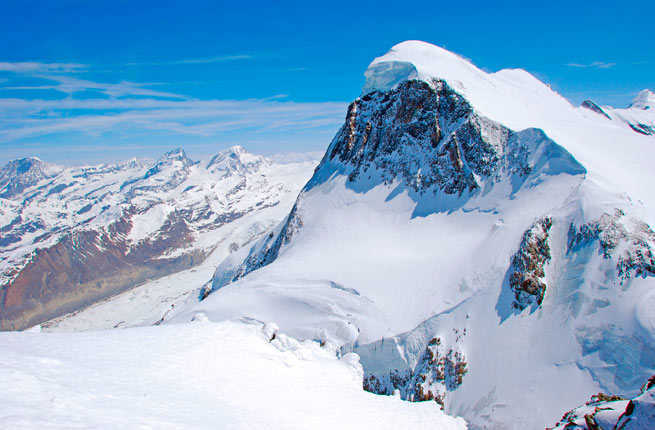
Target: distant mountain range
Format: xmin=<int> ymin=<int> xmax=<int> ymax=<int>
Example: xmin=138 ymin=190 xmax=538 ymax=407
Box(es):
xmin=0 ymin=147 xmax=316 ymax=330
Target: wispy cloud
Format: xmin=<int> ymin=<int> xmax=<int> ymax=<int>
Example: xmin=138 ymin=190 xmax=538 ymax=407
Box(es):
xmin=0 ymin=94 xmax=346 ymax=143
xmin=0 ymin=55 xmax=346 ymax=155
xmin=3 ymin=75 xmax=187 ymax=99
xmin=126 ymin=55 xmax=253 ymax=67
xmin=0 ymin=62 xmax=87 ymax=73
xmin=566 ymin=61 xmax=616 ymax=69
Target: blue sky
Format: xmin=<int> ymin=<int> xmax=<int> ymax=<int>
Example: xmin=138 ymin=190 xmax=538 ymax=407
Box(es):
xmin=1 ymin=0 xmax=653 ymax=165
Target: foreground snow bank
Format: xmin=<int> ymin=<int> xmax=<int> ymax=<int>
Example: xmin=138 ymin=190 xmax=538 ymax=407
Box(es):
xmin=0 ymin=320 xmax=466 ymax=430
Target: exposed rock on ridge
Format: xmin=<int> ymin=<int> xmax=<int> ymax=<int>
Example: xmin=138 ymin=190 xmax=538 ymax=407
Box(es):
xmin=210 ymin=79 xmax=585 ymax=293
xmin=509 ymin=217 xmax=553 ymax=310
xmin=363 ymin=334 xmax=468 ymax=409
xmin=567 ymin=209 xmax=655 ymax=281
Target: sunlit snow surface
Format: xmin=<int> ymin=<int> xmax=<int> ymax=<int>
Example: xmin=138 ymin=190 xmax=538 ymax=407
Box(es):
xmin=0 ymin=321 xmax=466 ymax=429
xmin=15 ymin=41 xmax=655 ymax=430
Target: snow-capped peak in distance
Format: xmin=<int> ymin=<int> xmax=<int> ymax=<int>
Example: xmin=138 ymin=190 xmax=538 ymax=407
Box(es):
xmin=630 ymin=89 xmax=655 ymax=110
xmin=0 ymin=157 xmax=61 ymax=198
xmin=206 ymin=145 xmax=270 ymax=177
xmin=156 ymin=147 xmax=193 ymax=165
xmin=584 ymin=89 xmax=655 ymax=136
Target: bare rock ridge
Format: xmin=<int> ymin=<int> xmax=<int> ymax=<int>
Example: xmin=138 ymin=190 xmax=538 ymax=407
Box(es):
xmin=0 ymin=146 xmax=298 ymax=330
xmin=1 ymin=209 xmax=203 ymax=331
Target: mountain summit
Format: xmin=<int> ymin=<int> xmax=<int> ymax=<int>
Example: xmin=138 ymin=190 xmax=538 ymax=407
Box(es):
xmin=630 ymin=89 xmax=655 ymax=110
xmin=0 ymin=157 xmax=58 ymax=198
xmin=194 ymin=41 xmax=655 ymax=429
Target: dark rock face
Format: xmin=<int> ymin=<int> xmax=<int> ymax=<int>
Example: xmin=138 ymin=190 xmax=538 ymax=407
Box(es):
xmin=509 ymin=217 xmax=553 ymax=310
xmin=567 ymin=209 xmax=655 ymax=281
xmin=0 ymin=209 xmax=204 ymax=330
xmin=321 ymin=79 xmax=538 ymax=195
xmin=363 ymin=334 xmax=468 ymax=409
xmin=581 ymin=100 xmax=611 ymax=120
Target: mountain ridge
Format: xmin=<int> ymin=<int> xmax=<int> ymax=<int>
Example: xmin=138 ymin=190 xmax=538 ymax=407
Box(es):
xmin=193 ymin=41 xmax=655 ymax=429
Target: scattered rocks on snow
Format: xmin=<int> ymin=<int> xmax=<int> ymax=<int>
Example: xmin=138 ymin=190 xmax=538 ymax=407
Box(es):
xmin=551 ymin=375 xmax=655 ymax=429
xmin=363 ymin=331 xmax=468 ymax=410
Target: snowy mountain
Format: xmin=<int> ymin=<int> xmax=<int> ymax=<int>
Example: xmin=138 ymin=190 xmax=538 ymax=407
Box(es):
xmin=0 ymin=157 xmax=61 ymax=198
xmin=189 ymin=41 xmax=655 ymax=429
xmin=0 ymin=147 xmax=317 ymax=330
xmin=581 ymin=89 xmax=655 ymax=135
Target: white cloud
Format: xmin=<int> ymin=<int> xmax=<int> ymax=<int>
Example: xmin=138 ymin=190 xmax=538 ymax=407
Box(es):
xmin=0 ymin=62 xmax=87 ymax=73
xmin=0 ymin=57 xmax=347 ymax=151
xmin=4 ymin=75 xmax=188 ymax=99
xmin=0 ymin=96 xmax=347 ymax=143
xmin=566 ymin=61 xmax=616 ymax=69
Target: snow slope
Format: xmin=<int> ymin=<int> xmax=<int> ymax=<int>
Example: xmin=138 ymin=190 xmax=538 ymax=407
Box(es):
xmin=190 ymin=41 xmax=655 ymax=429
xmin=0 ymin=320 xmax=466 ymax=429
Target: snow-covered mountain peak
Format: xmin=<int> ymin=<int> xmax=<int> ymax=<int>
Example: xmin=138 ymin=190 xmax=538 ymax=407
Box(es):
xmin=225 ymin=144 xmax=246 ymax=155
xmin=363 ymin=40 xmax=486 ymax=95
xmin=363 ymin=41 xmax=575 ymax=135
xmin=0 ymin=157 xmax=59 ymax=198
xmin=141 ymin=147 xmax=194 ymax=184
xmin=630 ymin=89 xmax=654 ymax=110
xmin=206 ymin=145 xmax=269 ymax=176
xmin=159 ymin=147 xmax=193 ymax=164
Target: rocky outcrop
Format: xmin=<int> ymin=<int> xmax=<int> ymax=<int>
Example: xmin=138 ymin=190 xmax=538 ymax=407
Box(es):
xmin=319 ymin=79 xmax=581 ymax=196
xmin=551 ymin=375 xmax=655 ymax=429
xmin=363 ymin=333 xmax=467 ymax=409
xmin=509 ymin=217 xmax=553 ymax=310
xmin=581 ymin=100 xmax=611 ymax=120
xmin=208 ymin=197 xmax=303 ymax=294
xmin=567 ymin=209 xmax=655 ymax=281
xmin=627 ymin=122 xmax=655 ymax=136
